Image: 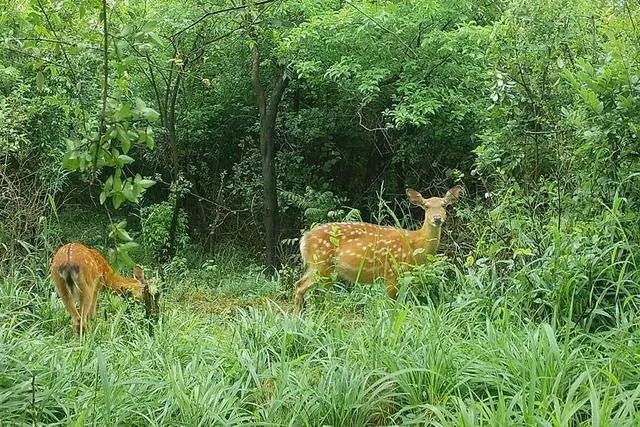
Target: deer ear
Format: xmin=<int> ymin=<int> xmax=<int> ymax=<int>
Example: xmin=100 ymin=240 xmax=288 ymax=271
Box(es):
xmin=406 ymin=188 xmax=424 ymax=206
xmin=134 ymin=264 xmax=144 ymax=281
xmin=444 ymin=186 xmax=463 ymax=206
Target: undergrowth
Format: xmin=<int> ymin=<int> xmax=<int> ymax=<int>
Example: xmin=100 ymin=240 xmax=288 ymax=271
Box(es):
xmin=1 ymin=253 xmax=639 ymax=426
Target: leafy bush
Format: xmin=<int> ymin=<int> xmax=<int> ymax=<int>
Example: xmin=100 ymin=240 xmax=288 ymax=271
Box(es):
xmin=280 ymin=186 xmax=348 ymax=226
xmin=140 ymin=201 xmax=190 ymax=262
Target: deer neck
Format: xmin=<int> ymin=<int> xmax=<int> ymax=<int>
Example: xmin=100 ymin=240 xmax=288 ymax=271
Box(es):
xmin=107 ymin=273 xmax=139 ymax=293
xmin=411 ymin=215 xmax=442 ymax=256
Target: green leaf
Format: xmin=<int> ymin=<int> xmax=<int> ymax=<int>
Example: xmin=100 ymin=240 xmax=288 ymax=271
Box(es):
xmin=123 ymin=182 xmax=136 ymax=202
xmin=103 ymin=175 xmax=113 ymax=193
xmin=63 ymin=152 xmax=80 ymax=170
xmin=579 ymin=88 xmax=603 ymax=113
xmin=617 ymin=95 xmax=633 ymax=111
xmin=112 ymin=173 xmax=123 ymax=192
xmin=116 ymin=249 xmax=135 ymax=267
xmin=148 ymin=32 xmax=164 ymax=47
xmin=112 ymin=192 xmax=125 ymax=209
xmin=36 ymin=71 xmax=44 ymax=90
xmin=99 ymin=191 xmax=107 ymax=205
xmin=115 ymin=103 xmax=132 ymax=121
xmin=134 ymin=98 xmax=146 ymax=112
xmin=118 ymin=154 xmax=135 ymax=165
xmin=132 ymin=182 xmax=143 ymax=198
xmin=109 ymin=126 xmax=118 ymax=139
xmin=115 ymin=225 xmax=133 ymax=242
xmin=118 ymin=241 xmax=139 ymax=251
xmin=141 ymin=107 xmax=160 ymax=122
xmin=116 ymin=39 xmax=127 ymax=54
xmin=117 ymin=128 xmax=131 ymax=153
xmin=139 ymin=179 xmax=155 ymax=189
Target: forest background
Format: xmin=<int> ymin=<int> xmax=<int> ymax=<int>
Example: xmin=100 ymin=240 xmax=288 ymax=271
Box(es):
xmin=1 ymin=0 xmax=640 ymax=424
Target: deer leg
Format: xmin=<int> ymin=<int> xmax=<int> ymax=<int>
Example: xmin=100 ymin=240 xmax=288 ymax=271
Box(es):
xmin=53 ymin=277 xmax=82 ymax=332
xmin=88 ymin=279 xmax=101 ymax=320
xmin=79 ymin=285 xmax=94 ymax=334
xmin=294 ymin=267 xmax=319 ymax=315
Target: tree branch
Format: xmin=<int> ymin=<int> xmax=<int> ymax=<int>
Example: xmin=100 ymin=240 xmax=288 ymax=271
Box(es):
xmin=146 ymin=53 xmax=165 ymax=126
xmin=36 ymin=0 xmax=81 ymax=84
xmin=250 ymin=39 xmax=267 ymax=116
xmin=96 ymin=0 xmax=109 ymax=173
xmin=172 ymin=0 xmax=280 ymax=39
xmin=267 ymin=69 xmax=289 ymax=120
xmin=187 ymin=26 xmax=244 ymax=64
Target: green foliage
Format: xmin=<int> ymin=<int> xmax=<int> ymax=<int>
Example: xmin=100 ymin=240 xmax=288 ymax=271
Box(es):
xmin=1 ymin=268 xmax=640 ymax=425
xmin=466 ymin=0 xmax=640 ymax=331
xmin=398 ymin=255 xmax=456 ymax=305
xmin=63 ymin=97 xmax=158 ymax=209
xmin=3 ymin=0 xmax=640 ymax=423
xmin=280 ymin=186 xmax=347 ymax=225
xmin=140 ymin=201 xmax=190 ymax=262
xmin=0 ymin=70 xmax=68 ymax=261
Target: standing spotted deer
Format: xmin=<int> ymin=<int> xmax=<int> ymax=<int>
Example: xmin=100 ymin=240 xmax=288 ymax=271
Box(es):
xmin=294 ymin=186 xmax=462 ymax=314
xmin=51 ymin=242 xmax=147 ymax=333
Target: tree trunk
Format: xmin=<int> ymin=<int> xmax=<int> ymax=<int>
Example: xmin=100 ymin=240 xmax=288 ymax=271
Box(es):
xmin=249 ymin=34 xmax=289 ymax=272
xmin=165 ymin=65 xmax=183 ymax=261
xmin=260 ymin=120 xmax=278 ymax=270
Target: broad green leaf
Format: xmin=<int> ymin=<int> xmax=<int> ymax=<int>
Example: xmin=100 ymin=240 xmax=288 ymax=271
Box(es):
xmin=117 ymin=249 xmax=135 ymax=267
xmin=112 ymin=192 xmax=125 ymax=209
xmin=36 ymin=71 xmax=44 ymax=90
xmin=115 ymin=225 xmax=133 ymax=242
xmin=135 ymin=98 xmax=146 ymax=112
xmin=141 ymin=107 xmax=160 ymax=122
xmin=123 ymin=182 xmax=136 ymax=202
xmin=118 ymin=241 xmax=139 ymax=251
xmin=148 ymin=32 xmax=164 ymax=47
xmin=117 ymin=127 xmax=131 ymax=153
xmin=63 ymin=152 xmax=80 ymax=170
xmin=118 ymin=154 xmax=135 ymax=165
xmin=579 ymin=88 xmax=603 ymax=113
xmin=115 ymin=103 xmax=132 ymax=121
xmin=112 ymin=173 xmax=123 ymax=192
xmin=139 ymin=179 xmax=155 ymax=189
xmin=103 ymin=175 xmax=113 ymax=193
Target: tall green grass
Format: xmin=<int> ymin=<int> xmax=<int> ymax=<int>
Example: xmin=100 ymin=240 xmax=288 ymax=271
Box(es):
xmin=1 ymin=262 xmax=639 ymax=426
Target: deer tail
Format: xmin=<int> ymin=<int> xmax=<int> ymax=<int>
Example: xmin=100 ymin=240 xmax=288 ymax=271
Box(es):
xmin=58 ymin=265 xmax=80 ymax=294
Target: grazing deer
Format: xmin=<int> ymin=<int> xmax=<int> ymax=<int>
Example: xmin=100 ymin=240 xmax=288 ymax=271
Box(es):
xmin=51 ymin=242 xmax=147 ymax=333
xmin=294 ymin=186 xmax=462 ymax=314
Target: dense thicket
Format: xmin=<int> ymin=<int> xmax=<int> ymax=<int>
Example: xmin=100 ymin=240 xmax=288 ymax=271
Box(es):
xmin=2 ymin=0 xmax=639 ymax=320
